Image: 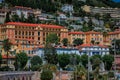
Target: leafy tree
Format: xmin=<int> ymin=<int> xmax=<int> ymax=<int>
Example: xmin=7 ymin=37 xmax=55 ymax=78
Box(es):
xmin=2 ymin=39 xmax=12 ymax=68
xmin=111 ymin=39 xmax=120 ymax=54
xmin=73 ymin=38 xmax=83 ymax=46
xmin=81 ymin=54 xmax=88 ymax=68
xmin=5 ymin=11 xmax=11 ymax=22
xmin=70 ymin=54 xmax=81 ymax=65
xmin=16 ymin=52 xmax=28 ymax=70
xmin=44 ymin=43 xmax=58 ymax=65
xmin=27 ymin=14 xmax=35 ymax=23
xmin=88 ymin=19 xmax=94 ymax=31
xmin=58 ymin=53 xmax=70 ymax=69
xmin=73 ymin=64 xmax=87 ymax=80
xmin=41 ymin=69 xmax=53 ymax=80
xmin=11 ymin=14 xmax=20 ymax=22
xmin=20 ymin=12 xmax=26 ymax=22
xmin=30 ymin=55 xmax=42 ymax=66
xmin=90 ymin=55 xmax=102 ymax=70
xmin=62 ymin=38 xmax=68 ymax=46
xmin=46 ymin=33 xmax=59 ymax=44
xmin=102 ymin=54 xmax=114 ymax=70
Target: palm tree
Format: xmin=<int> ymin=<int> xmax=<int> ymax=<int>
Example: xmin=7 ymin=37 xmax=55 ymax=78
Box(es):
xmin=73 ymin=64 xmax=87 ymax=80
xmin=2 ymin=39 xmax=12 ymax=68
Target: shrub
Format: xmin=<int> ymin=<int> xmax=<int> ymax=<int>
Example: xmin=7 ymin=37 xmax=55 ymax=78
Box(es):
xmin=41 ymin=69 xmax=53 ymax=80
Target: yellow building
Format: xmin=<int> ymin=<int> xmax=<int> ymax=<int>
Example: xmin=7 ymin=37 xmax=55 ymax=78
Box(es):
xmin=104 ymin=29 xmax=120 ymax=45
xmin=0 ymin=22 xmax=68 ymax=54
xmin=68 ymin=31 xmax=86 ymax=45
xmin=85 ymin=31 xmax=103 ymax=44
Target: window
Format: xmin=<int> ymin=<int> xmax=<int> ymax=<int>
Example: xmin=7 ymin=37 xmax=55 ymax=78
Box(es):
xmin=22 ymin=31 xmax=24 ymax=35
xmin=32 ymin=32 xmax=34 ymax=35
xmin=38 ymin=32 xmax=40 ymax=36
xmin=15 ymin=31 xmax=17 ymax=35
xmin=38 ymin=37 xmax=40 ymax=40
xmin=26 ymin=31 xmax=28 ymax=35
xmin=19 ymin=31 xmax=21 ymax=35
xmin=29 ymin=32 xmax=31 ymax=35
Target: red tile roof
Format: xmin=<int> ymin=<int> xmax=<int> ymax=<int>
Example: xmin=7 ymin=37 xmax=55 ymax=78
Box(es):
xmin=2 ymin=55 xmax=15 ymax=59
xmin=39 ymin=24 xmax=64 ymax=29
xmin=14 ymin=6 xmax=32 ymax=10
xmin=68 ymin=31 xmax=84 ymax=35
xmin=6 ymin=22 xmax=64 ymax=29
xmin=85 ymin=31 xmax=101 ymax=34
xmin=79 ymin=44 xmax=108 ymax=48
xmin=108 ymin=29 xmax=120 ymax=35
xmin=6 ymin=22 xmax=38 ymax=27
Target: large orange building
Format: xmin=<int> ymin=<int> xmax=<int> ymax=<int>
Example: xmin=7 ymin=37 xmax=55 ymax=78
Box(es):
xmin=85 ymin=31 xmax=103 ymax=44
xmin=103 ymin=29 xmax=120 ymax=45
xmin=68 ymin=31 xmax=86 ymax=45
xmin=0 ymin=22 xmax=68 ymax=54
xmin=0 ymin=22 xmax=119 ymax=54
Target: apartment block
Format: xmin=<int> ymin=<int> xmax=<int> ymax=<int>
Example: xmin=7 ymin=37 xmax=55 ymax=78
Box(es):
xmin=0 ymin=22 xmax=68 ymax=54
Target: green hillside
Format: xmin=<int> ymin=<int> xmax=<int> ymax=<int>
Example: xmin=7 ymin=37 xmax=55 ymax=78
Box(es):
xmin=3 ymin=0 xmax=120 ymax=12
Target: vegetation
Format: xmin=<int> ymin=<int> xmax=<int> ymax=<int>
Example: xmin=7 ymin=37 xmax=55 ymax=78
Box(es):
xmin=2 ymin=39 xmax=12 ymax=68
xmin=44 ymin=43 xmax=58 ymax=65
xmin=102 ymin=54 xmax=114 ymax=70
xmin=73 ymin=38 xmax=83 ymax=46
xmin=30 ymin=56 xmax=42 ymax=71
xmin=31 ymin=55 xmax=42 ymax=66
xmin=62 ymin=38 xmax=68 ymax=46
xmin=73 ymin=64 xmax=87 ymax=80
xmin=41 ymin=69 xmax=53 ymax=80
xmin=80 ymin=54 xmax=88 ymax=68
xmin=46 ymin=33 xmax=59 ymax=44
xmin=58 ymin=53 xmax=70 ymax=69
xmin=110 ymin=39 xmax=120 ymax=54
xmin=16 ymin=52 xmax=28 ymax=70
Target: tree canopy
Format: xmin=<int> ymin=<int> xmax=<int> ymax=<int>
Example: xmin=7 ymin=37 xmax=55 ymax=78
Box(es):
xmin=30 ymin=55 xmax=42 ymax=66
xmin=16 ymin=52 xmax=28 ymax=70
xmin=102 ymin=54 xmax=114 ymax=70
xmin=58 ymin=53 xmax=70 ymax=69
xmin=44 ymin=43 xmax=58 ymax=65
xmin=62 ymin=38 xmax=68 ymax=46
xmin=46 ymin=33 xmax=59 ymax=44
xmin=73 ymin=38 xmax=83 ymax=46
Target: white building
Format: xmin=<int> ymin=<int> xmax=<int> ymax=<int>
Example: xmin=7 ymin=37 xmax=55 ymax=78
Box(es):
xmin=11 ymin=6 xmax=41 ymax=19
xmin=79 ymin=44 xmax=109 ymax=56
xmin=33 ymin=44 xmax=109 ymax=57
xmin=33 ymin=47 xmax=80 ymax=58
xmin=61 ymin=4 xmax=74 ymax=13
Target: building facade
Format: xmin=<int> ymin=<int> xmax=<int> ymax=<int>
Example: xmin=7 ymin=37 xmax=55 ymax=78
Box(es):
xmin=33 ymin=47 xmax=80 ymax=58
xmin=103 ymin=29 xmax=120 ymax=45
xmin=0 ymin=9 xmax=8 ymax=24
xmin=0 ymin=22 xmax=68 ymax=54
xmin=11 ymin=6 xmax=41 ymax=19
xmin=68 ymin=31 xmax=86 ymax=45
xmin=85 ymin=31 xmax=103 ymax=44
xmin=79 ymin=44 xmax=109 ymax=56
